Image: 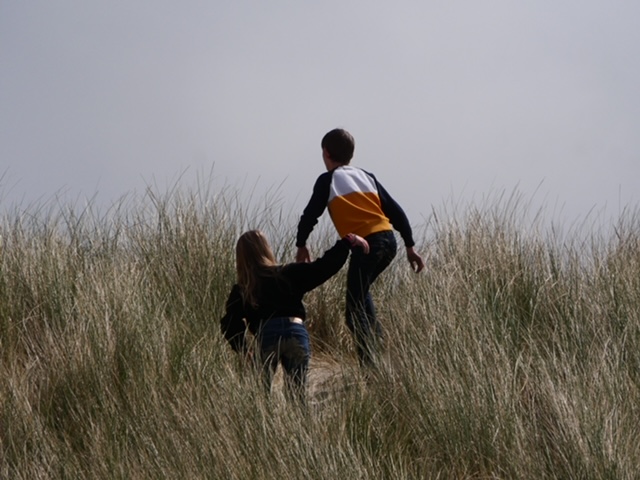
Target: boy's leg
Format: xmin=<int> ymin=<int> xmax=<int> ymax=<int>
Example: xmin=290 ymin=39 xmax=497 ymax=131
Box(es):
xmin=345 ymin=231 xmax=397 ymax=367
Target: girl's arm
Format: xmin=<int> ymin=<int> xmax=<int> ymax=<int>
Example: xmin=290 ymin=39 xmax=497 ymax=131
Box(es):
xmin=287 ymin=234 xmax=369 ymax=293
xmin=220 ymin=285 xmax=248 ymax=353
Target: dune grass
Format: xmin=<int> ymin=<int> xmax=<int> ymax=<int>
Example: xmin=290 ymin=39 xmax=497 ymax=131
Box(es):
xmin=0 ymin=183 xmax=639 ymax=479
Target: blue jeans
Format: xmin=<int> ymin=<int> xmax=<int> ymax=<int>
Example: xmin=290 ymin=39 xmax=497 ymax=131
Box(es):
xmin=256 ymin=318 xmax=311 ymax=401
xmin=346 ymin=230 xmax=397 ymax=367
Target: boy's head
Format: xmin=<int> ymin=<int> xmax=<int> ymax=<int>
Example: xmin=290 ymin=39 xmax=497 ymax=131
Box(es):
xmin=321 ymin=128 xmax=355 ymax=166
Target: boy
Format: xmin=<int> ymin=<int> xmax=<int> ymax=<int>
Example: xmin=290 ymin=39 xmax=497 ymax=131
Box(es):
xmin=295 ymin=128 xmax=425 ymax=367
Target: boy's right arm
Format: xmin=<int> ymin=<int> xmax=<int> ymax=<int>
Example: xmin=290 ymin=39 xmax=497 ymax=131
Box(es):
xmin=406 ymin=246 xmax=425 ymax=273
xmin=373 ymin=174 xmax=426 ymax=273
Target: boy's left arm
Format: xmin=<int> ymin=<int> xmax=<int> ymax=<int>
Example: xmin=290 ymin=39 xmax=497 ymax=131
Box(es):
xmin=295 ymin=173 xmax=330 ymax=261
xmin=296 ymin=246 xmax=311 ymax=263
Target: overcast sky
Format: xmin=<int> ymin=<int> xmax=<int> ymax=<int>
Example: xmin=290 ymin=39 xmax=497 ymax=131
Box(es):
xmin=1 ymin=1 xmax=639 ymax=232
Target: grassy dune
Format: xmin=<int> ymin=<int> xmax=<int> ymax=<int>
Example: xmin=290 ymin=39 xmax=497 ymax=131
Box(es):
xmin=1 ymin=185 xmax=639 ymax=479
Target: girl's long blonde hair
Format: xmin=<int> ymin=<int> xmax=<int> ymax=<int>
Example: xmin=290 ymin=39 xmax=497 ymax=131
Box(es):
xmin=235 ymin=230 xmax=278 ymax=307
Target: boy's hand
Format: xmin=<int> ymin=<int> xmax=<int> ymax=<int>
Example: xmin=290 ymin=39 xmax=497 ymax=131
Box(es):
xmin=296 ymin=246 xmax=311 ymax=263
xmin=406 ymin=247 xmax=425 ymax=273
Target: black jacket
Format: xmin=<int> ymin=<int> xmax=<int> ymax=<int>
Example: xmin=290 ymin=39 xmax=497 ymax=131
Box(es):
xmin=220 ymin=237 xmax=353 ymax=352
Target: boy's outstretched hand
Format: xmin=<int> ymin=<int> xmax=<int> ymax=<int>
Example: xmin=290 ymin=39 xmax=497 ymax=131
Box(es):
xmin=406 ymin=246 xmax=425 ymax=273
xmin=296 ymin=246 xmax=311 ymax=263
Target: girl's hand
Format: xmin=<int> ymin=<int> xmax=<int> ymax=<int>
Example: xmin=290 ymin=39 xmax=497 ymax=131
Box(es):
xmin=345 ymin=234 xmax=370 ymax=254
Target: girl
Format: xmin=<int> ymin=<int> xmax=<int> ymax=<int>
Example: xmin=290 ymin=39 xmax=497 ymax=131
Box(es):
xmin=220 ymin=230 xmax=369 ymax=400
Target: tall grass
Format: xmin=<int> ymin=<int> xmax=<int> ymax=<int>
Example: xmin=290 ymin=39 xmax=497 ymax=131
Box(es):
xmin=1 ymin=183 xmax=638 ymax=479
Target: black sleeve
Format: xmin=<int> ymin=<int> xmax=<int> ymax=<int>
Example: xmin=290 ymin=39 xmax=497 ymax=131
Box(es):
xmin=373 ymin=174 xmax=416 ymax=247
xmin=284 ymin=238 xmax=351 ymax=293
xmin=296 ymin=172 xmax=331 ymax=247
xmin=220 ymin=285 xmax=247 ymax=353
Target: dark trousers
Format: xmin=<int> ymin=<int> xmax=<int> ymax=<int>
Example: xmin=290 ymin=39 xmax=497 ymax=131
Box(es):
xmin=256 ymin=318 xmax=311 ymax=401
xmin=345 ymin=230 xmax=397 ymax=367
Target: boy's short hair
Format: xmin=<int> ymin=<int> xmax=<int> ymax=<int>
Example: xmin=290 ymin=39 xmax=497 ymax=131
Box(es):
xmin=321 ymin=128 xmax=355 ymax=165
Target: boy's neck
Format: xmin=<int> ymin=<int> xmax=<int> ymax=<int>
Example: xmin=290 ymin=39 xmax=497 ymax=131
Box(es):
xmin=324 ymin=158 xmax=346 ymax=172
xmin=322 ymin=148 xmax=347 ymax=171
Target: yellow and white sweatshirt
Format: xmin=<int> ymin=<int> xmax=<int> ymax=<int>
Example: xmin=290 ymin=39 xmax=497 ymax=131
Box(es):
xmin=296 ymin=165 xmax=416 ymax=247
